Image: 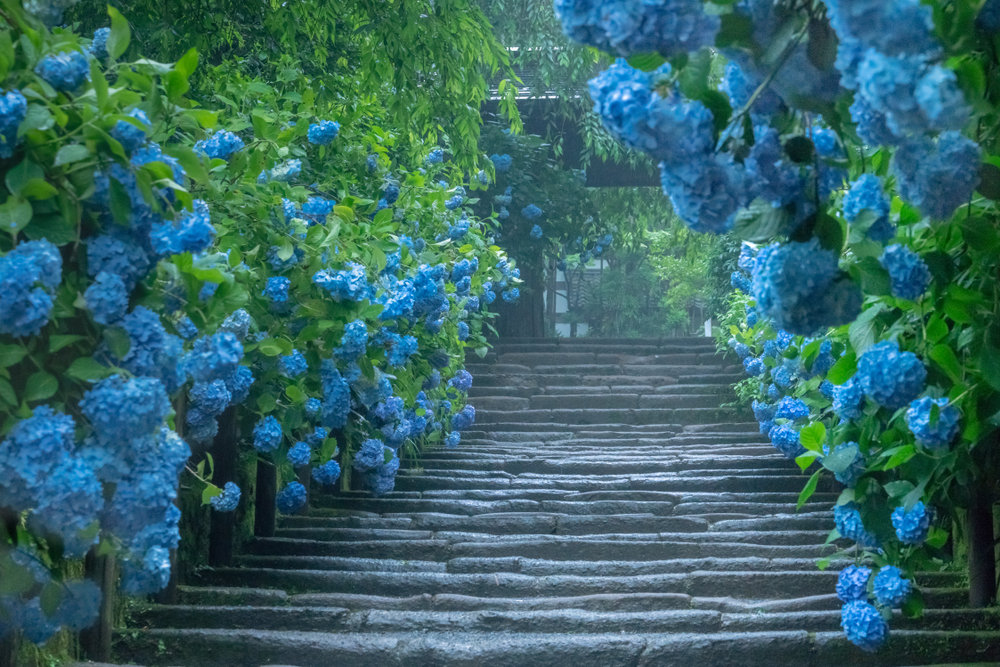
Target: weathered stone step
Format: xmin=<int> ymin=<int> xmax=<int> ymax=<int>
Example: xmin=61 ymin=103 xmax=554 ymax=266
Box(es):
xmin=309 ymin=489 xmax=837 ymax=506
xmin=133 ymin=604 xmax=1000 ymax=635
xmin=117 ymin=627 xmax=1000 ymax=667
xmin=194 ymin=567 xmax=883 ymax=599
xmin=517 ymin=393 xmax=726 ymax=410
xmin=474 ymin=408 xmax=743 ymax=426
xmin=247 ymin=536 xmax=841 ymax=562
xmin=415 ymin=457 xmax=802 ymax=474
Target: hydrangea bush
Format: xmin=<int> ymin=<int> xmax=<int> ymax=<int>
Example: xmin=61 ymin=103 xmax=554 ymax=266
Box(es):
xmin=558 ymin=0 xmax=1000 ymax=653
xmin=0 ymin=1 xmax=520 ymax=647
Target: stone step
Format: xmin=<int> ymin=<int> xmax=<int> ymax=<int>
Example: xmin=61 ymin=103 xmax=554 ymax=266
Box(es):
xmin=518 ymin=393 xmax=726 ymax=410
xmin=474 ymin=408 xmax=743 ymax=426
xmin=196 ymin=567 xmax=956 ymax=599
xmin=469 ymin=383 xmax=733 ymax=398
xmin=247 ymin=536 xmax=844 ymax=561
xmin=117 ymin=628 xmax=1000 ymax=667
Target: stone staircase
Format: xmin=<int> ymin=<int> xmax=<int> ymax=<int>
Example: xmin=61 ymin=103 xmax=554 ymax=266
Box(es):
xmin=118 ymin=337 xmax=1000 ymax=666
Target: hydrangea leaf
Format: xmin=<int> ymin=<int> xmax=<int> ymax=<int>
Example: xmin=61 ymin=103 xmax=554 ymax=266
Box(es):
xmin=107 ymin=6 xmax=131 ymax=60
xmin=823 ymin=442 xmax=859 ymax=474
xmin=797 ymin=469 xmax=822 ymax=510
xmin=0 ymin=194 xmax=32 ymax=235
xmin=24 ymin=371 xmax=58 ymax=402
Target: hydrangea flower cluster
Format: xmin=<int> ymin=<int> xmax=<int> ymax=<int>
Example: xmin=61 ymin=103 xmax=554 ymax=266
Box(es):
xmin=834 ymin=503 xmax=880 ymax=549
xmin=253 ymin=416 xmax=283 ymax=453
xmin=891 ymin=501 xmax=932 ymax=544
xmin=0 ymin=88 xmax=26 ymax=158
xmin=194 ymin=130 xmax=245 ymax=160
xmin=880 ymin=244 xmax=931 ymax=300
xmin=307 ymin=120 xmax=340 ymax=145
xmin=856 ymin=341 xmax=926 ymax=410
xmin=751 ymin=239 xmax=861 ymax=335
xmin=905 ymin=397 xmax=960 ymax=450
xmin=35 ymin=51 xmax=89 ymax=91
xmin=275 ymin=481 xmax=307 ymax=514
xmin=312 ymin=459 xmax=342 ymax=487
xmin=554 ymin=0 xmax=719 ymax=57
xmin=210 ymin=482 xmax=241 ymax=512
xmin=0 ymin=239 xmax=62 ymax=337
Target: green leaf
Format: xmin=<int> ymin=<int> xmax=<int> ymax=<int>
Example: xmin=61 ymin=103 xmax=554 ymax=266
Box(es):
xmin=174 ymin=47 xmax=199 ymax=78
xmin=256 ymin=392 xmax=277 ymax=414
xmin=799 ymin=422 xmax=827 ymax=452
xmin=0 ymin=195 xmax=33 ymax=235
xmin=797 ymin=469 xmax=822 ymax=510
xmin=49 ymin=334 xmax=86 ymax=353
xmin=884 ymin=480 xmax=915 ymax=499
xmin=53 ymin=144 xmax=91 ymax=167
xmin=0 ymin=343 xmax=27 ymax=368
xmin=826 ymin=350 xmax=857 ymax=384
xmin=258 ymin=339 xmax=284 ymax=357
xmin=901 ymin=588 xmax=924 ymax=619
xmin=795 ymin=450 xmax=821 ymax=471
xmin=24 ymin=371 xmax=58 ymax=402
xmin=678 ymin=48 xmax=712 ymax=99
xmin=848 ymin=305 xmax=883 ymax=354
xmin=285 ymin=385 xmax=306 ymax=403
xmin=201 ymin=482 xmax=221 ymax=505
xmin=625 ymin=53 xmax=666 ymax=72
xmin=66 ymin=357 xmax=114 ymax=381
xmin=107 ymin=5 xmax=131 ymax=60
xmin=925 ymin=316 xmax=948 ymax=344
xmin=103 ymin=326 xmax=131 ymax=360
xmin=883 ymin=445 xmax=916 ymax=471
xmin=0 ymin=378 xmax=16 ymax=406
xmin=929 ymin=343 xmax=963 ymax=383
xmin=926 ymin=526 xmax=949 ymax=549
xmin=822 ymin=442 xmax=859 ymax=474
xmin=715 ymin=12 xmax=755 ymax=49
xmin=19 ymin=105 xmax=53 ymax=133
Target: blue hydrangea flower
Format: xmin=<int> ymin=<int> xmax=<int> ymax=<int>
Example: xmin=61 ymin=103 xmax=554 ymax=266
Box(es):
xmin=320 ymin=361 xmax=351 ymax=429
xmin=51 ymin=579 xmax=102 ymax=632
xmin=449 ymin=369 xmax=473 ymax=393
xmin=457 ymin=321 xmax=470 ymax=341
xmin=774 ymin=397 xmax=809 ymax=421
xmin=263 ymin=276 xmax=291 ymax=303
xmin=892 ymin=132 xmax=981 ymax=221
xmin=275 ymin=481 xmax=307 ymax=514
xmin=745 ymin=125 xmax=803 ymax=206
xmin=743 ymin=356 xmax=765 ymax=377
xmin=258 ymin=159 xmax=302 ymax=184
xmin=891 ymin=501 xmax=932 ymax=544
xmin=184 ymin=331 xmax=244 ymax=384
xmin=35 ymin=51 xmax=89 ymax=91
xmin=219 ymin=309 xmax=252 ymax=341
xmin=444 ymin=431 xmax=461 ymax=448
xmin=252 ymin=416 xmax=282 ymax=453
xmin=80 ymin=374 xmax=170 ymax=444
xmin=872 ymin=565 xmax=912 ymax=608
xmin=149 ymin=199 xmax=215 ymax=256
xmin=840 ymin=600 xmax=889 ymax=652
xmin=301 ymin=196 xmax=335 ymax=224
xmin=353 ymin=438 xmax=387 ymax=472
xmin=843 ymin=174 xmax=892 ymax=241
xmin=880 ymin=244 xmax=930 ymax=300
xmin=307 ymin=120 xmax=340 ymax=145
xmin=768 ymin=424 xmax=803 ymax=459
xmin=111 ymin=109 xmax=151 ymax=154
xmin=522 ymin=204 xmax=543 ymax=220
xmin=313 ymin=263 xmax=370 ymax=302
xmin=745 ymin=306 xmax=759 ymax=327
xmin=89 ymin=27 xmax=110 ymax=60
xmin=199 ymin=281 xmax=219 ymax=301
xmin=857 ymin=341 xmax=926 ymax=410
xmin=84 ymin=271 xmax=128 ymax=325
xmin=502 ymin=287 xmax=520 ymax=303
xmin=731 ymin=271 xmax=751 ymax=293
xmin=312 ymin=459 xmax=342 ymax=486
xmin=305 ymin=426 xmax=328 ymax=448
xmin=387 ymin=334 xmax=419 ymax=367
xmin=905 ymin=397 xmax=960 ymax=450
xmin=554 ymin=0 xmax=719 ymax=57
xmin=0 ymin=239 xmax=62 ymax=337
xmin=836 ymin=564 xmax=872 ymax=602
xmin=819 ymin=380 xmax=835 ymax=399
xmin=426 ymin=148 xmax=444 ymax=164
xmin=0 ymin=89 xmax=27 ymax=158
xmin=529 ymin=224 xmax=544 ymax=240
xmin=491 ymin=153 xmax=512 ymax=172
xmin=287 ymin=441 xmax=312 ymax=467
xmin=367 ymin=450 xmax=400 ymax=495
xmin=751 ymin=239 xmax=862 ymax=335
xmin=834 ymin=503 xmax=880 ymax=549
xmin=120 ymin=546 xmax=172 ymax=595
xmin=224 ymin=366 xmax=254 ymax=405
xmin=194 ymin=130 xmax=245 ymax=160
xmin=119 ymin=307 xmax=185 ymax=391
xmin=832 ymin=378 xmax=865 ymax=421
xmin=451 ymin=405 xmax=476 ymax=431
xmin=176 ymin=316 xmax=198 ymax=340
xmin=448 ymin=218 xmax=470 ymax=239
xmin=334 ymin=319 xmax=367 ymax=360
xmin=279 ymin=350 xmax=308 ymax=378
xmin=210 ymin=482 xmax=241 ymax=512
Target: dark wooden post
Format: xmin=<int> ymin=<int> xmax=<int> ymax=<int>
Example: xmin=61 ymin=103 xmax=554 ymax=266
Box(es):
xmin=968 ymin=485 xmax=997 ymax=607
xmin=79 ymin=551 xmax=115 ymax=661
xmin=254 ymin=458 xmax=277 ymax=537
xmin=209 ymin=408 xmax=239 ymax=567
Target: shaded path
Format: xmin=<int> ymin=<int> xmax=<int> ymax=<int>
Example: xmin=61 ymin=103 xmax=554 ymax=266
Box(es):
xmin=120 ymin=338 xmax=1000 ymax=666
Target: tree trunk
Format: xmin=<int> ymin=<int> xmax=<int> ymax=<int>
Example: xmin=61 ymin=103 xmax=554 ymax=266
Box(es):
xmin=79 ymin=551 xmax=115 ymax=661
xmin=968 ymin=486 xmax=997 ymax=607
xmin=254 ymin=458 xmax=277 ymax=538
xmin=209 ymin=408 xmax=238 ymax=567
